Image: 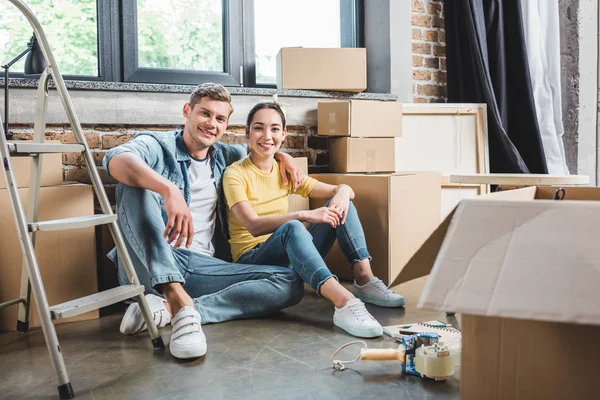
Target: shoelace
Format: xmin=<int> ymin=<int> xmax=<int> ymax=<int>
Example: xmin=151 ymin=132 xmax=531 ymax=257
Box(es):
xmin=348 ymin=301 xmax=374 ymax=323
xmin=371 ymin=278 xmax=396 ymax=296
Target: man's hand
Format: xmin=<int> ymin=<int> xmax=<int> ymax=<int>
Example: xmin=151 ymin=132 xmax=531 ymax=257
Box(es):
xmin=302 ymin=207 xmax=342 ymax=228
xmin=276 ymin=152 xmax=304 ymax=192
xmin=162 ymin=183 xmax=194 ymax=249
xmin=329 ymin=185 xmax=353 ymax=224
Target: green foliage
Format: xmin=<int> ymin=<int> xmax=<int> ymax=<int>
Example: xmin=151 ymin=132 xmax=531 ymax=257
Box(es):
xmin=0 ymin=0 xmax=98 ymax=76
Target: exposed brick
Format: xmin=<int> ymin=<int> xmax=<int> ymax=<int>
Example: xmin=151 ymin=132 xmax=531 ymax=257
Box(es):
xmin=432 ymin=16 xmax=444 ymax=28
xmin=102 ymin=134 xmax=135 ymax=149
xmin=413 ymin=98 xmax=428 ymax=103
xmin=412 ymin=28 xmax=422 ymax=40
xmin=307 ymin=136 xmax=328 ymax=150
xmin=412 ymin=43 xmax=431 ymax=55
xmin=221 ymin=133 xmax=247 ymax=145
xmin=286 ymin=125 xmax=308 ymax=135
xmin=417 ymin=84 xmax=446 ymax=97
xmin=226 ymin=126 xmax=246 ymax=135
xmin=423 ymin=57 xmax=439 ymax=69
xmin=45 ymin=132 xmax=101 ymax=148
xmin=429 ymin=97 xmax=447 ymax=103
xmin=433 ymin=45 xmax=446 ymax=57
xmin=412 ymin=55 xmax=424 ymax=67
xmin=427 ymin=2 xmax=442 ymax=14
xmin=413 ymin=70 xmax=432 ymax=81
xmin=412 ymin=15 xmax=431 ymax=28
xmin=423 ymin=30 xmax=438 ymax=42
xmin=92 ymin=126 xmax=126 ymax=133
xmin=412 ymin=0 xmax=425 ymax=12
xmin=308 ymin=165 xmax=330 ymax=174
xmin=433 ymin=70 xmax=447 ymax=84
xmin=104 ymin=185 xmax=116 ymax=205
xmin=283 ymin=135 xmax=305 ymax=150
xmin=440 ymin=57 xmax=447 ymax=71
xmin=63 ymin=151 xmax=105 ymax=166
xmin=291 ymin=150 xmax=310 ymax=159
xmin=439 ymin=30 xmax=446 ymax=43
xmin=128 ymin=126 xmax=173 ymax=132
xmin=66 ymin=167 xmax=117 ymax=185
xmin=315 ymin=153 xmax=329 ymax=166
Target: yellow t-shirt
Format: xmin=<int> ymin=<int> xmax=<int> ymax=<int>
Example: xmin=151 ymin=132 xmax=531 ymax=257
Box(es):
xmin=223 ymin=156 xmax=318 ymax=261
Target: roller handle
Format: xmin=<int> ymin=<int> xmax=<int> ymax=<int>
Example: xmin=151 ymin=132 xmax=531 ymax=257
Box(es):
xmin=360 ymin=348 xmax=405 ymax=361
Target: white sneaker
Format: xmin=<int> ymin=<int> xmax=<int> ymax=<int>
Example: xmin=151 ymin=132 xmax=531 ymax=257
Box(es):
xmin=169 ymin=306 xmax=207 ymax=359
xmin=352 ymin=277 xmax=406 ymax=308
xmin=120 ymin=294 xmax=171 ymax=335
xmin=333 ymin=298 xmax=383 ymax=338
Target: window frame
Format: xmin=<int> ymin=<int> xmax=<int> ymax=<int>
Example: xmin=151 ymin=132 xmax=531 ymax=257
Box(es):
xmin=5 ymin=0 xmax=364 ymax=88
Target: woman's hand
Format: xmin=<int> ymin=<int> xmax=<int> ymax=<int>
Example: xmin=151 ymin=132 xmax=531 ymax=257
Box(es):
xmin=329 ymin=185 xmax=353 ymax=224
xmin=162 ymin=183 xmax=194 ymax=249
xmin=276 ymin=152 xmax=304 ymax=192
xmin=302 ymin=207 xmax=343 ymax=228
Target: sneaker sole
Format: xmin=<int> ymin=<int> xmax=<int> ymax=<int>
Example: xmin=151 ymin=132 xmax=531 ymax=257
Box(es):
xmin=170 ymin=343 xmax=207 ymax=359
xmin=333 ymin=317 xmax=383 ymax=338
xmin=354 ymin=294 xmax=405 ymax=308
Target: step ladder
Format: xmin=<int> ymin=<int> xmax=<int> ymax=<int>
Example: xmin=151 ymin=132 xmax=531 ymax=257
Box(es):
xmin=0 ymin=1 xmax=164 ymax=399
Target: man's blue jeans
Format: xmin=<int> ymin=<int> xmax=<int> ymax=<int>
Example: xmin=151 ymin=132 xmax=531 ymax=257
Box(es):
xmin=111 ymin=184 xmax=304 ymax=324
xmin=237 ymin=201 xmax=371 ymax=295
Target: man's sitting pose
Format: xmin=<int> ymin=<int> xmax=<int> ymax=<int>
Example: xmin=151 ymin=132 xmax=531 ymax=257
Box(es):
xmin=103 ymin=83 xmax=305 ymax=359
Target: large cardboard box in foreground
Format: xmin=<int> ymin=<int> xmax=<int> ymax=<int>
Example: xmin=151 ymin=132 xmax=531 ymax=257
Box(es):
xmin=276 ymin=47 xmax=367 ymax=92
xmin=395 ymin=186 xmax=600 ymax=399
xmin=329 ymin=138 xmax=395 ymax=173
xmin=0 ymin=184 xmax=98 ymax=331
xmin=318 ymin=100 xmax=403 ymax=137
xmin=310 ymin=172 xmax=441 ymax=285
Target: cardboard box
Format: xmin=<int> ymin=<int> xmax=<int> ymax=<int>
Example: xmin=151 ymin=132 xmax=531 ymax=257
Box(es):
xmin=276 ymin=47 xmax=367 ymax=92
xmin=329 ymin=138 xmax=395 ymax=173
xmin=397 ymin=186 xmax=600 ymax=399
xmin=318 ymin=100 xmax=402 ymax=137
xmin=0 ymin=143 xmax=63 ymax=189
xmin=0 ymin=184 xmax=98 ymax=331
xmin=310 ymin=172 xmax=441 ymax=285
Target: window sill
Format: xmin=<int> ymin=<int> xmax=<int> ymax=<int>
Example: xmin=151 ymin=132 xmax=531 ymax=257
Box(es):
xmin=1 ymin=78 xmax=398 ymax=101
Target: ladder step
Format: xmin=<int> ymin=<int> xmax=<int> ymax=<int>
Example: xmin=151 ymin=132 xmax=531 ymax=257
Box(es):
xmin=8 ymin=142 xmax=85 ymax=156
xmin=29 ymin=214 xmax=117 ymax=232
xmin=50 ymin=284 xmax=145 ymax=320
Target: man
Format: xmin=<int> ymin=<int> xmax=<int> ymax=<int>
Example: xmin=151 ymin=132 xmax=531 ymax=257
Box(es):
xmin=103 ymin=83 xmax=305 ymax=360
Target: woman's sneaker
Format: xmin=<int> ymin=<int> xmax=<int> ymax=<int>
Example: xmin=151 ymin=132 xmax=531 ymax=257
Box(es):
xmin=120 ymin=294 xmax=171 ymax=335
xmin=169 ymin=306 xmax=207 ymax=359
xmin=352 ymin=277 xmax=406 ymax=308
xmin=333 ymin=298 xmax=383 ymax=338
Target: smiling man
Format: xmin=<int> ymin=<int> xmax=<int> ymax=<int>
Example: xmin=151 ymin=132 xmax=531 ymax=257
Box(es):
xmin=103 ymin=83 xmax=305 ymax=360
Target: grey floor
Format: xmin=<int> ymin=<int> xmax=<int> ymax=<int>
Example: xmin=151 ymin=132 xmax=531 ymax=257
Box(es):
xmin=0 ymin=278 xmax=460 ymax=400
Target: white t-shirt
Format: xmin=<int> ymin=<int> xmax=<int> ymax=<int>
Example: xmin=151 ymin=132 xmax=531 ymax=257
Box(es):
xmin=175 ymin=155 xmax=217 ymax=256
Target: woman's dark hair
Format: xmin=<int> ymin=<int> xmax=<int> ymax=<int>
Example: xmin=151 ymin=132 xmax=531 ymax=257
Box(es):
xmin=246 ymin=101 xmax=287 ymax=130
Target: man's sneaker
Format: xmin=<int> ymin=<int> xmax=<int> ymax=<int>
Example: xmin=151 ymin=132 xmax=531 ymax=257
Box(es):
xmin=120 ymin=294 xmax=171 ymax=335
xmin=169 ymin=306 xmax=207 ymax=359
xmin=333 ymin=298 xmax=383 ymax=338
xmin=352 ymin=277 xmax=406 ymax=308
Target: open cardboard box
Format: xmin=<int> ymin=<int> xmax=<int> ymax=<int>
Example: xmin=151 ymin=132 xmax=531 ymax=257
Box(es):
xmin=392 ymin=185 xmax=600 ymax=399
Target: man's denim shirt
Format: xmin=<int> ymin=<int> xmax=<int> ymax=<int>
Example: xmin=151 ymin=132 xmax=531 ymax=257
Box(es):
xmin=103 ymin=130 xmax=247 ymax=261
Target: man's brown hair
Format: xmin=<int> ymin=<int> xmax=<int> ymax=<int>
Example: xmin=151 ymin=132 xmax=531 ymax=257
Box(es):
xmin=189 ymin=82 xmax=233 ymax=115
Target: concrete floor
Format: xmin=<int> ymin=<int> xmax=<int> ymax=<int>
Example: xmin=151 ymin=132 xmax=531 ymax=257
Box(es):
xmin=0 ymin=278 xmax=460 ymax=400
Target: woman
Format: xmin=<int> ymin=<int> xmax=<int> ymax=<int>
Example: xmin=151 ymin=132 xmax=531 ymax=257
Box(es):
xmin=222 ymin=101 xmax=404 ymax=338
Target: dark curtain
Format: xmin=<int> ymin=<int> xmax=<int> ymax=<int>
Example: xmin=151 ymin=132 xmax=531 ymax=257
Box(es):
xmin=445 ymin=0 xmax=548 ymax=173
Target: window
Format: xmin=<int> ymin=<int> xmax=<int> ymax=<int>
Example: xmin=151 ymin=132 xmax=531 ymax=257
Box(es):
xmin=1 ymin=0 xmax=362 ymax=87
xmin=0 ymin=0 xmax=99 ymax=77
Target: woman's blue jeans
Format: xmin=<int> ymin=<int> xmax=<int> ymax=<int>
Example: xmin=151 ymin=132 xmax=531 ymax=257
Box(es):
xmin=110 ymin=184 xmax=305 ymax=324
xmin=237 ymin=200 xmax=371 ymax=295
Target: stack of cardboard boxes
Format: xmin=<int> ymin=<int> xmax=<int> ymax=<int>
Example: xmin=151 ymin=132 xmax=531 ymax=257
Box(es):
xmin=0 ymin=149 xmax=98 ymax=330
xmin=277 ymin=48 xmax=441 ymax=285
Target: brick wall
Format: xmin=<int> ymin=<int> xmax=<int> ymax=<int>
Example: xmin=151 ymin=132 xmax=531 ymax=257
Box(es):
xmin=10 ymin=124 xmax=324 ymax=205
xmin=411 ymin=0 xmax=447 ymax=103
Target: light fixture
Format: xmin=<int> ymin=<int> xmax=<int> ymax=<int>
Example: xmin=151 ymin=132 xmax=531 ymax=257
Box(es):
xmin=2 ymin=33 xmax=47 ymax=140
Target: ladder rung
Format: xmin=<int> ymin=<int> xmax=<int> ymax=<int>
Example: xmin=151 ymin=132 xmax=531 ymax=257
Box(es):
xmin=50 ymin=284 xmax=145 ymax=320
xmin=8 ymin=142 xmax=85 ymax=156
xmin=29 ymin=214 xmax=117 ymax=232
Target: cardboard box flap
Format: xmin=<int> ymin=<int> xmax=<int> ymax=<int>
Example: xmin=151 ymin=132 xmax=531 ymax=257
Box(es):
xmin=418 ymin=198 xmax=600 ymax=326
